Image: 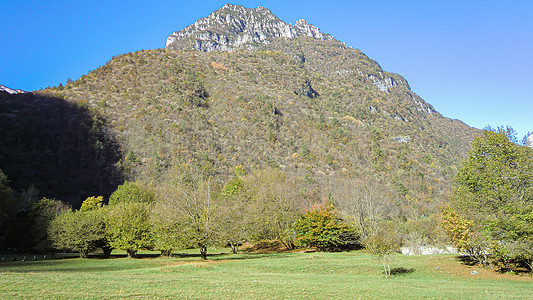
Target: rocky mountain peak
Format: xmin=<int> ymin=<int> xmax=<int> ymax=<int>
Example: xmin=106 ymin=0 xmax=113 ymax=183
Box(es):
xmin=165 ymin=4 xmax=334 ymax=51
xmin=0 ymin=84 xmax=27 ymax=94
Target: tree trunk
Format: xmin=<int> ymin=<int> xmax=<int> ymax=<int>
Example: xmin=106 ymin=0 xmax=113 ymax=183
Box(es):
xmin=126 ymin=249 xmax=137 ymax=258
xmin=230 ymin=243 xmax=238 ymax=254
xmin=280 ymin=239 xmax=296 ymax=250
xmin=161 ymin=249 xmax=172 ymax=257
xmin=199 ymin=244 xmax=208 ymax=260
xmin=102 ymin=246 xmax=113 ymax=258
xmin=79 ymin=249 xmax=88 ymax=259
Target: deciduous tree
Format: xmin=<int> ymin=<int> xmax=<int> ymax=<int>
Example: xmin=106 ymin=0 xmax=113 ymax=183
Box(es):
xmin=244 ymin=168 xmax=306 ymax=250
xmin=156 ymin=166 xmax=221 ymax=260
xmin=450 ymin=130 xmax=533 ymax=270
xmin=48 ymin=206 xmax=108 ymax=258
xmin=106 ymin=201 xmax=153 ymax=258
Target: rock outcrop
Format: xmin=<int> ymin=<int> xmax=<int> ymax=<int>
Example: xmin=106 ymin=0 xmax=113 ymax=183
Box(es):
xmin=165 ymin=4 xmax=334 ymax=51
xmin=0 ymin=84 xmax=26 ymax=94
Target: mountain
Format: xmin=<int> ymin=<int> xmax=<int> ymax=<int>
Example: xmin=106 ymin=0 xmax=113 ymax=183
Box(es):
xmin=2 ymin=4 xmax=479 ymax=216
xmin=0 ymin=84 xmax=26 ymax=94
xmin=166 ymin=4 xmax=334 ymax=52
xmin=0 ymin=91 xmax=122 ymax=206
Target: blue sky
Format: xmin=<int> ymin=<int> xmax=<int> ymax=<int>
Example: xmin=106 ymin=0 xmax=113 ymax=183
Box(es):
xmin=1 ymin=0 xmax=532 ymax=138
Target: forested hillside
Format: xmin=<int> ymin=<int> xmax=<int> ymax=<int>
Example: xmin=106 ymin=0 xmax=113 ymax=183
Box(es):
xmin=0 ymin=4 xmax=481 ymax=251
xmin=37 ymin=37 xmax=477 ymax=214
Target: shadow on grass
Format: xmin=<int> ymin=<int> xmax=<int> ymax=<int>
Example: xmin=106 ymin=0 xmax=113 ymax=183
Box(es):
xmin=457 ymin=255 xmax=479 ymax=266
xmin=170 ymin=252 xmax=292 ymax=261
xmin=390 ymin=267 xmax=415 ymax=276
xmin=0 ymin=251 xmax=283 ymax=273
xmin=456 ymin=255 xmax=533 ymax=275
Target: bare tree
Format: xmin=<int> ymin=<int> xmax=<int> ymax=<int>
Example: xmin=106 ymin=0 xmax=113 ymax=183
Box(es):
xmin=156 ymin=166 xmax=221 ymax=260
xmin=332 ymin=177 xmax=396 ymax=241
xmin=218 ymin=191 xmax=252 ymax=253
xmin=244 ymin=168 xmax=307 ymax=250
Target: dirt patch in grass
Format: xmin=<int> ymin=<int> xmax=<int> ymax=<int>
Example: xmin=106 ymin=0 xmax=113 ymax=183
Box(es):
xmin=241 ymin=240 xmax=291 ymax=253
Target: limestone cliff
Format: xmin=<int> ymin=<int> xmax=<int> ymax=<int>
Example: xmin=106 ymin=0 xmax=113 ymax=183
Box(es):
xmin=165 ymin=4 xmax=334 ymax=51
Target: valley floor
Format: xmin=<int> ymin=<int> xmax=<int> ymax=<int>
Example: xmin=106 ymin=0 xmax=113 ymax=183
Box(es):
xmin=0 ymin=250 xmax=531 ymax=299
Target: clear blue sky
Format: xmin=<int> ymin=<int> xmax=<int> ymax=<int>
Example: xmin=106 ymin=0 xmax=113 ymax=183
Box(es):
xmin=1 ymin=0 xmax=532 ymax=138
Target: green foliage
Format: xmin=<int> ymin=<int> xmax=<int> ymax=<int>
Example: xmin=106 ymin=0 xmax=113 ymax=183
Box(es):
xmin=0 ymin=169 xmax=13 ymax=224
xmin=365 ymin=221 xmax=400 ymax=278
xmin=106 ymin=202 xmax=153 ymax=258
xmin=294 ymin=201 xmax=356 ymax=251
xmin=108 ymin=181 xmax=155 ymax=205
xmin=150 ymin=214 xmax=185 ymax=256
xmin=451 ymin=130 xmax=533 ymax=270
xmin=48 ymin=208 xmax=109 ymax=258
xmin=80 ymin=196 xmax=104 ymax=211
xmin=30 ymin=198 xmax=70 ymax=251
xmin=221 ymin=177 xmax=245 ymax=196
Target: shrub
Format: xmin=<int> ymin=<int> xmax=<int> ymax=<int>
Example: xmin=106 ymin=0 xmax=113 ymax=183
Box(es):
xmin=294 ymin=201 xmax=358 ymax=251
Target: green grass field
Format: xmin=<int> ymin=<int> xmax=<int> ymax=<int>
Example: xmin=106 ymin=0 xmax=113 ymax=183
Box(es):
xmin=0 ymin=250 xmax=531 ymax=299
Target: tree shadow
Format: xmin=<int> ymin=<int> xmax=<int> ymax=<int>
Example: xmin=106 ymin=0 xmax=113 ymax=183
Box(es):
xmin=169 ymin=252 xmax=274 ymax=261
xmin=390 ymin=267 xmax=415 ymax=276
xmin=0 ymin=91 xmax=124 ymax=249
xmin=457 ymin=255 xmax=479 ymax=266
xmin=0 ymin=91 xmax=124 ymax=207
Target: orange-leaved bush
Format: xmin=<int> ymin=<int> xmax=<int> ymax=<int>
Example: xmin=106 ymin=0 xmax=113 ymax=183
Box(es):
xmin=294 ymin=201 xmax=358 ymax=251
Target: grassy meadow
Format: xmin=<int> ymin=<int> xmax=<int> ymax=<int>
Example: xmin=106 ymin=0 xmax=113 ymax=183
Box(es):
xmin=1 ymin=250 xmax=532 ymax=299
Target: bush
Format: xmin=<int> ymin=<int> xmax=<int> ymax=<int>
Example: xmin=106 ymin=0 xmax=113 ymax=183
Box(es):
xmin=294 ymin=201 xmax=358 ymax=251
xmin=48 ymin=208 xmax=108 ymax=258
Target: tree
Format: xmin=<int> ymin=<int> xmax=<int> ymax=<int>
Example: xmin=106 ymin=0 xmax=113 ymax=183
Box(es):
xmin=440 ymin=204 xmax=488 ymax=264
xmin=108 ymin=181 xmax=155 ymax=205
xmin=106 ymin=201 xmax=153 ymax=258
xmin=333 ymin=177 xmax=395 ymax=241
xmin=218 ymin=175 xmax=252 ymax=254
xmin=294 ymin=201 xmax=357 ymax=251
xmin=244 ymin=168 xmax=306 ymax=250
xmin=156 ymin=166 xmax=221 ymax=260
xmin=30 ymin=198 xmax=70 ymax=252
xmin=151 ymin=212 xmax=185 ymax=256
xmin=450 ymin=130 xmax=533 ymax=271
xmin=0 ymin=169 xmax=13 ymax=225
xmin=105 ymin=181 xmax=155 ymax=258
xmin=365 ymin=221 xmax=400 ymax=278
xmin=48 ymin=207 xmax=108 ymax=258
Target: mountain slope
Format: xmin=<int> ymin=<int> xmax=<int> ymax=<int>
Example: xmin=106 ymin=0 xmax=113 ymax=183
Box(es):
xmin=2 ymin=4 xmax=478 ymax=216
xmin=0 ymin=91 xmax=122 ymax=206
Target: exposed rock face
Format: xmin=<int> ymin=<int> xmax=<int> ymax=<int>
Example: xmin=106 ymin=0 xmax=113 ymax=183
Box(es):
xmin=0 ymin=84 xmax=26 ymax=94
xmin=165 ymin=4 xmax=334 ymax=51
xmin=164 ymin=4 xmax=440 ymax=117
